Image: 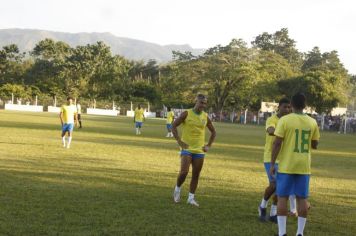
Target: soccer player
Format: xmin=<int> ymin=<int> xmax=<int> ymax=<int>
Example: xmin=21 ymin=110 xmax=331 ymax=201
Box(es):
xmin=259 ymin=98 xmax=292 ymax=223
xmin=59 ymin=97 xmax=78 ymax=149
xmin=76 ymin=100 xmax=82 ymax=128
xmin=172 ymin=94 xmax=216 ymax=207
xmin=134 ymin=104 xmax=145 ymax=135
xmin=270 ymin=93 xmax=320 ymax=236
xmin=166 ymin=107 xmax=175 ymax=137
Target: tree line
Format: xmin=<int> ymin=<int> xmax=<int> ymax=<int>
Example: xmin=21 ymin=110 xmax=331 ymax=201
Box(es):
xmin=0 ymin=28 xmax=354 ymax=113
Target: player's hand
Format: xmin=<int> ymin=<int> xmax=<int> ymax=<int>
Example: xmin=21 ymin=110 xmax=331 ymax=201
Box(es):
xmin=203 ymin=145 xmax=210 ymax=152
xmin=178 ymin=140 xmax=189 ymax=149
xmin=270 ymin=165 xmax=275 ymax=176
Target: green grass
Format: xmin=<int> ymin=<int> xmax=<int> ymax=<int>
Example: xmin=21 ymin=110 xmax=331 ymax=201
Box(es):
xmin=0 ymin=110 xmax=355 ymax=235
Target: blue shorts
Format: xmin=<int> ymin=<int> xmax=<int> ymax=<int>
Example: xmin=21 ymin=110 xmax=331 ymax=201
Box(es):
xmin=264 ymin=163 xmax=278 ymax=183
xmin=276 ymin=173 xmax=310 ymax=198
xmin=135 ymin=122 xmax=143 ymax=128
xmin=166 ymin=124 xmax=173 ymax=129
xmin=181 ymin=150 xmax=205 ymax=159
xmin=62 ymin=123 xmax=74 ymax=132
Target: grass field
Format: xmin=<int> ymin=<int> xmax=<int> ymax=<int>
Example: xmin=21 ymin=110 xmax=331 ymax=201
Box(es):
xmin=0 ymin=110 xmax=355 ymax=236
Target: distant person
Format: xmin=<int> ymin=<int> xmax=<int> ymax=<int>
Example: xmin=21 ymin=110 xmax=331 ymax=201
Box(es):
xmin=172 ymin=94 xmax=216 ymax=207
xmin=76 ymin=100 xmax=82 ymax=128
xmin=258 ymin=98 xmax=296 ymax=223
xmin=60 ymin=97 xmax=78 ymax=148
xmin=270 ymin=93 xmax=320 ymax=236
xmin=134 ymin=104 xmax=145 ymax=135
xmin=166 ymin=107 xmax=175 ymax=137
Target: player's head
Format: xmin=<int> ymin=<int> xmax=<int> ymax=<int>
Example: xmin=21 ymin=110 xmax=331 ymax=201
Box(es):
xmin=67 ymin=97 xmax=73 ymax=105
xmin=194 ymin=94 xmax=207 ymax=112
xmin=167 ymin=106 xmax=171 ymax=111
xmin=138 ymin=104 xmax=141 ymax=109
xmin=278 ymin=97 xmax=291 ymax=116
xmin=291 ymin=93 xmax=306 ymax=111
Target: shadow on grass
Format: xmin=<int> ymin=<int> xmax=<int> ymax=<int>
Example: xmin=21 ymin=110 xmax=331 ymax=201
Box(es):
xmin=0 ymin=167 xmax=280 ymax=236
xmin=0 ymin=165 xmax=355 ymax=235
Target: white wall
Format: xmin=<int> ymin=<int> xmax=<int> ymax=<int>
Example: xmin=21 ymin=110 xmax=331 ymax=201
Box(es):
xmin=87 ymin=108 xmax=119 ymax=116
xmin=5 ymin=104 xmax=43 ymax=112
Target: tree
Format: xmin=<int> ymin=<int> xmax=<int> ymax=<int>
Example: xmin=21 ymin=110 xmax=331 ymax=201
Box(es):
xmin=0 ymin=44 xmax=26 ymax=85
xmin=252 ymin=28 xmax=302 ymax=72
xmin=278 ymin=71 xmax=348 ymax=113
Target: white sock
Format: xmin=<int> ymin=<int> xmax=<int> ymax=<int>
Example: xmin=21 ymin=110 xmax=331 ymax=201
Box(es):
xmin=260 ymin=198 xmax=268 ymax=208
xmin=297 ymin=217 xmax=306 ymax=235
xmin=270 ymin=204 xmax=277 ymax=216
xmin=62 ymin=136 xmax=66 ymax=145
xmin=289 ymin=195 xmax=297 ymax=213
xmin=277 ymin=216 xmax=287 ymax=236
xmin=136 ymin=128 xmax=139 ymax=134
xmin=175 ymin=185 xmax=181 ymax=192
xmin=67 ymin=136 xmax=72 ymax=146
xmin=169 ymin=132 xmax=173 ymax=137
xmin=188 ymin=192 xmax=194 ymax=201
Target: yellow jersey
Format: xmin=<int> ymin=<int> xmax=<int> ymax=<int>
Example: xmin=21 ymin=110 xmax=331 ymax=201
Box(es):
xmin=134 ymin=108 xmax=145 ymax=122
xmin=60 ymin=104 xmax=77 ymax=124
xmin=274 ymin=113 xmax=320 ymax=174
xmin=263 ymin=114 xmax=279 ymax=163
xmin=181 ymin=109 xmax=208 ymax=154
xmin=167 ymin=111 xmax=174 ymax=124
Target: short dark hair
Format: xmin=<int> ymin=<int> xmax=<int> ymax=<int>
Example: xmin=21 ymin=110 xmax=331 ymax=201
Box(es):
xmin=196 ymin=94 xmax=207 ymax=100
xmin=291 ymin=93 xmax=306 ymax=109
xmin=67 ymin=97 xmax=73 ymax=101
xmin=279 ymin=97 xmax=290 ymax=106
xmin=167 ymin=107 xmax=171 ymax=111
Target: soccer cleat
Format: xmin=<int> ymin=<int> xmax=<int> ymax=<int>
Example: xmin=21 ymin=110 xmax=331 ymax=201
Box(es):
xmin=297 ymin=234 xmax=302 ymax=236
xmin=269 ymin=215 xmax=277 ymax=224
xmin=187 ymin=198 xmax=199 ymax=207
xmin=166 ymin=134 xmax=170 ymax=137
xmin=66 ymin=145 xmax=70 ymax=149
xmin=173 ymin=189 xmax=181 ymax=203
xmin=258 ymin=206 xmax=267 ymax=222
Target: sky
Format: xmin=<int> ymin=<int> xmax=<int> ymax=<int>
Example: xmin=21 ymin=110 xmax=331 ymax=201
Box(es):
xmin=0 ymin=0 xmax=355 ymax=74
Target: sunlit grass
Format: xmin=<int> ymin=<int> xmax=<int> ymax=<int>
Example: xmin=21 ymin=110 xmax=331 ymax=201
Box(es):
xmin=0 ymin=110 xmax=355 ymax=235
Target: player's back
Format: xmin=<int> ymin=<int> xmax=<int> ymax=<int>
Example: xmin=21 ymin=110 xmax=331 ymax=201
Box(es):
xmin=275 ymin=113 xmax=320 ymax=174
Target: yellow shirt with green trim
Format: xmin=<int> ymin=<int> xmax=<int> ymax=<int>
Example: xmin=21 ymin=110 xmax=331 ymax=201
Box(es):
xmin=274 ymin=113 xmax=320 ymax=175
xmin=60 ymin=104 xmax=77 ymax=124
xmin=167 ymin=111 xmax=174 ymax=124
xmin=134 ymin=108 xmax=145 ymax=122
xmin=181 ymin=109 xmax=208 ymax=154
xmin=263 ymin=114 xmax=279 ymax=163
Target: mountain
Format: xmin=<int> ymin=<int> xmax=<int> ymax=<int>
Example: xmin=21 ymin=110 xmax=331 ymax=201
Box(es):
xmin=0 ymin=28 xmax=205 ymax=62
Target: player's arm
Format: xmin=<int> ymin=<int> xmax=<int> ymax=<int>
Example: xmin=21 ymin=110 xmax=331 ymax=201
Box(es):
xmin=311 ymin=123 xmax=320 ymax=149
xmin=59 ymin=111 xmax=64 ymax=126
xmin=266 ymin=126 xmax=275 ymax=136
xmin=172 ymin=111 xmax=188 ymax=149
xmin=270 ymin=136 xmax=283 ymax=175
xmin=172 ymin=113 xmax=175 ymax=123
xmin=311 ymin=140 xmax=318 ymax=149
xmin=74 ymin=112 xmax=78 ymax=126
xmin=203 ymin=117 xmax=216 ymax=152
xmin=265 ymin=117 xmax=275 ymax=136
